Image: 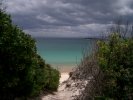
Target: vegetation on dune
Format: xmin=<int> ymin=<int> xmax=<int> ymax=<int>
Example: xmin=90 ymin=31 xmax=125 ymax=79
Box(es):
xmin=97 ymin=33 xmax=133 ymax=100
xmin=72 ymin=20 xmax=133 ymax=100
xmin=95 ymin=20 xmax=133 ymax=100
xmin=0 ymin=5 xmax=59 ymax=100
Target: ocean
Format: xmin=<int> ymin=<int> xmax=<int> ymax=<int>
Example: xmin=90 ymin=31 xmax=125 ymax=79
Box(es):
xmin=35 ymin=38 xmax=97 ymax=70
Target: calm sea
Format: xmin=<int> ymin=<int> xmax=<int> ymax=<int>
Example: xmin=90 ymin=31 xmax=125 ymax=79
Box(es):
xmin=35 ymin=38 xmax=96 ymax=69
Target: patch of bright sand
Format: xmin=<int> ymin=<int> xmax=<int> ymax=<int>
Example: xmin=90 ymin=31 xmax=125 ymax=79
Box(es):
xmin=60 ymin=73 xmax=69 ymax=83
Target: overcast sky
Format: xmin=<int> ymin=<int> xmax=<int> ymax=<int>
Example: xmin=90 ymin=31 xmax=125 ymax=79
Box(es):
xmin=5 ymin=0 xmax=133 ymax=38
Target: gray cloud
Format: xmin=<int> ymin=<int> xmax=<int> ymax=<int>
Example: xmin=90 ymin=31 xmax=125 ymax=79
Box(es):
xmin=5 ymin=0 xmax=133 ymax=37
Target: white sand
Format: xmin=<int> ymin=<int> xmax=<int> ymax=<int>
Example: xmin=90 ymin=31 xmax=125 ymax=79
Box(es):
xmin=42 ymin=73 xmax=71 ymax=100
xmin=59 ymin=73 xmax=69 ymax=83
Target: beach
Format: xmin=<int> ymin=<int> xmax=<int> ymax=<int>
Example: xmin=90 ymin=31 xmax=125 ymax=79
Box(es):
xmin=52 ymin=64 xmax=76 ymax=83
xmin=57 ymin=65 xmax=74 ymax=83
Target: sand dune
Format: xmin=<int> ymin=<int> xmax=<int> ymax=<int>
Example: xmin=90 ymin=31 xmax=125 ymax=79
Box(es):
xmin=59 ymin=73 xmax=69 ymax=83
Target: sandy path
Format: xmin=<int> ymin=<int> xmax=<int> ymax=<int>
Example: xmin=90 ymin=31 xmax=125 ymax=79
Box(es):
xmin=59 ymin=73 xmax=69 ymax=83
xmin=42 ymin=73 xmax=72 ymax=100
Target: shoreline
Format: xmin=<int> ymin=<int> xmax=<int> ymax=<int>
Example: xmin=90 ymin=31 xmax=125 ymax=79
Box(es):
xmin=52 ymin=64 xmax=77 ymax=73
xmin=58 ymin=67 xmax=74 ymax=73
xmin=51 ymin=64 xmax=77 ymax=83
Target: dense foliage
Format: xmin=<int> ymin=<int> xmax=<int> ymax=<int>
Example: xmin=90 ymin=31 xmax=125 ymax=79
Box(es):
xmin=98 ymin=33 xmax=133 ymax=99
xmin=0 ymin=9 xmax=59 ymax=99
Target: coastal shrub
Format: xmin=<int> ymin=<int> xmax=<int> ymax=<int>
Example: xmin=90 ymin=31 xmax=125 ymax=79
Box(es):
xmin=98 ymin=33 xmax=133 ymax=99
xmin=0 ymin=8 xmax=59 ymax=99
xmin=44 ymin=64 xmax=60 ymax=91
xmin=30 ymin=55 xmax=60 ymax=96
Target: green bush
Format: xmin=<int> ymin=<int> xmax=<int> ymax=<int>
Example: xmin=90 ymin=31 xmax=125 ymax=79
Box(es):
xmin=98 ymin=33 xmax=133 ymax=99
xmin=0 ymin=10 xmax=59 ymax=99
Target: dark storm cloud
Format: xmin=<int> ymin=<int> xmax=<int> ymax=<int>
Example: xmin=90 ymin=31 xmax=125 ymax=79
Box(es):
xmin=5 ymin=0 xmax=133 ymax=37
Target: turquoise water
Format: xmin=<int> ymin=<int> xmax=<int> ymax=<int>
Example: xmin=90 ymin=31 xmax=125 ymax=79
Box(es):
xmin=36 ymin=38 xmax=96 ymax=67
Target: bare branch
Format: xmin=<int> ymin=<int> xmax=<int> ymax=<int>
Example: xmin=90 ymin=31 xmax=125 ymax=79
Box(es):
xmin=109 ymin=18 xmax=133 ymax=39
xmin=0 ymin=0 xmax=6 ymax=12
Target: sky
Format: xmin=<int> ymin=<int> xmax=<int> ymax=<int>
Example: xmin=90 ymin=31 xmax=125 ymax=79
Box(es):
xmin=4 ymin=0 xmax=133 ymax=38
